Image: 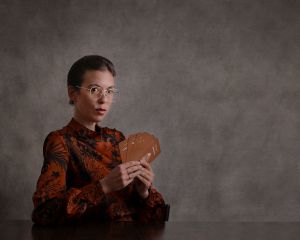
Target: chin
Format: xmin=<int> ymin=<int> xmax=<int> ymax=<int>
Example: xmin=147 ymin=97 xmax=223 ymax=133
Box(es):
xmin=94 ymin=115 xmax=106 ymax=122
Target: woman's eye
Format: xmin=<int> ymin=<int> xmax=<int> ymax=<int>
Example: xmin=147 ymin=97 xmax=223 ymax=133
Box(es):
xmin=90 ymin=87 xmax=99 ymax=94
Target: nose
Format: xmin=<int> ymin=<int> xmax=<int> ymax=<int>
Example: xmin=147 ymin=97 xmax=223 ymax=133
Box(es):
xmin=96 ymin=92 xmax=105 ymax=102
xmin=97 ymin=91 xmax=114 ymax=104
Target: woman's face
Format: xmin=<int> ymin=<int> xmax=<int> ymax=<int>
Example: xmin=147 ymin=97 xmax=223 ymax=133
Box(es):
xmin=69 ymin=69 xmax=116 ymax=124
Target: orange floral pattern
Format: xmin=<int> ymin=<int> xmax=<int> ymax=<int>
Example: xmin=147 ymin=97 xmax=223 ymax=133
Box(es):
xmin=31 ymin=118 xmax=167 ymax=225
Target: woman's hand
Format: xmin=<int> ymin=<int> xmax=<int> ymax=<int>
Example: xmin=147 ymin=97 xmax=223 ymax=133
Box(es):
xmin=133 ymin=153 xmax=154 ymax=199
xmin=99 ymin=161 xmax=142 ymax=194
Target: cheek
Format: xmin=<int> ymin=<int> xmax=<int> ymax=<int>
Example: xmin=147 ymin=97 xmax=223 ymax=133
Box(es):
xmin=78 ymin=96 xmax=95 ymax=109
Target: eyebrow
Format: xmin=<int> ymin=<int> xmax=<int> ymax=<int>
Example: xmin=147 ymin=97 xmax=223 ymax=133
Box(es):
xmin=88 ymin=84 xmax=115 ymax=88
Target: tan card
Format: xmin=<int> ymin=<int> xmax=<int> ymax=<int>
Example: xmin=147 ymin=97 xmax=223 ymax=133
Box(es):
xmin=118 ymin=132 xmax=161 ymax=163
xmin=119 ymin=132 xmax=161 ymax=162
xmin=126 ymin=133 xmax=138 ymax=163
xmin=119 ymin=138 xmax=128 ymax=162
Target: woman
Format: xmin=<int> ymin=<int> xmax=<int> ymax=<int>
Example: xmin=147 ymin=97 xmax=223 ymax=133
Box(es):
xmin=31 ymin=55 xmax=167 ymax=225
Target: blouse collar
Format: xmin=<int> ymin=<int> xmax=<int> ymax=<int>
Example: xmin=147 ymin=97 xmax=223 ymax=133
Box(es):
xmin=66 ymin=117 xmax=102 ymax=138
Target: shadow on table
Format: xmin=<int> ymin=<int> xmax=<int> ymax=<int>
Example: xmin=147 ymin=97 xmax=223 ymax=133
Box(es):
xmin=31 ymin=221 xmax=166 ymax=240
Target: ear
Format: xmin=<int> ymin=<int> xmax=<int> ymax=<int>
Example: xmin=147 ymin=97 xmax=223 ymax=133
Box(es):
xmin=68 ymin=85 xmax=78 ymax=103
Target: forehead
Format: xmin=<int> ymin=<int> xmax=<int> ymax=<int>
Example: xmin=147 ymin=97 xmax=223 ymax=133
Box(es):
xmin=81 ymin=70 xmax=115 ymax=88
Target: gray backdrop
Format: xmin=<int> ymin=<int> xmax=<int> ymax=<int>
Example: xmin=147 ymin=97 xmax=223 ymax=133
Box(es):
xmin=1 ymin=0 xmax=300 ymax=221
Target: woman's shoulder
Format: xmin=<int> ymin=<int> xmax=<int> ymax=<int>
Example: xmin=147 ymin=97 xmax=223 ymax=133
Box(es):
xmin=42 ymin=123 xmax=72 ymax=143
xmin=43 ymin=129 xmax=66 ymax=143
xmin=44 ymin=124 xmax=75 ymax=139
xmin=42 ymin=125 xmax=126 ymax=143
xmin=41 ymin=130 xmax=69 ymax=156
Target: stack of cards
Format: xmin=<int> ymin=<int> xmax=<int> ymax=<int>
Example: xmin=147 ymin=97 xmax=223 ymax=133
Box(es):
xmin=118 ymin=132 xmax=161 ymax=163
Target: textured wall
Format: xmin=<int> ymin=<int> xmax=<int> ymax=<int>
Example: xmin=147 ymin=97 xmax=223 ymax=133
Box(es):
xmin=0 ymin=0 xmax=300 ymax=221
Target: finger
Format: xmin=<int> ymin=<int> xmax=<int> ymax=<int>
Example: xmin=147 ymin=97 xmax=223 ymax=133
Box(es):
xmin=146 ymin=152 xmax=151 ymax=162
xmin=143 ymin=153 xmax=151 ymax=162
xmin=122 ymin=161 xmax=141 ymax=168
xmin=128 ymin=169 xmax=142 ymax=179
xmin=119 ymin=165 xmax=142 ymax=184
xmin=126 ymin=165 xmax=142 ymax=174
xmin=137 ymin=167 xmax=152 ymax=176
xmin=138 ymin=169 xmax=154 ymax=184
xmin=136 ymin=174 xmax=150 ymax=187
xmin=120 ymin=174 xmax=134 ymax=186
xmin=139 ymin=153 xmax=149 ymax=163
xmin=140 ymin=158 xmax=152 ymax=171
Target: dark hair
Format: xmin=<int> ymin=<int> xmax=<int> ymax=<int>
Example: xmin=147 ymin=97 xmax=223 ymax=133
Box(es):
xmin=67 ymin=55 xmax=116 ymax=105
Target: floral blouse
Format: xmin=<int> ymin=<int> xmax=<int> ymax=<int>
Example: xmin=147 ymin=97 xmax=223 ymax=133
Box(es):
xmin=31 ymin=118 xmax=167 ymax=225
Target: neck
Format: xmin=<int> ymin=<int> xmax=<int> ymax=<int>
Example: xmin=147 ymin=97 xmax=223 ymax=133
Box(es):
xmin=73 ymin=114 xmax=96 ymax=132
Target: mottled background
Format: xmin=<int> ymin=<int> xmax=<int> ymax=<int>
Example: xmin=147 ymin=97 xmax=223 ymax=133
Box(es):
xmin=0 ymin=0 xmax=300 ymax=221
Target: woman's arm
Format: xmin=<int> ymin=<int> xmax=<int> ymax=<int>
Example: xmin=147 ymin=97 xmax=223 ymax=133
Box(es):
xmin=31 ymin=132 xmax=107 ymax=226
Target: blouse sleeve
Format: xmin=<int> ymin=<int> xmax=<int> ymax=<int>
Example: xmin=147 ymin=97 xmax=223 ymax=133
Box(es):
xmin=31 ymin=132 xmax=107 ymax=226
xmin=132 ymin=185 xmax=167 ymax=222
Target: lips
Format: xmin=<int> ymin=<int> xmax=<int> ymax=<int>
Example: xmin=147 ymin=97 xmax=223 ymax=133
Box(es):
xmin=95 ymin=108 xmax=106 ymax=111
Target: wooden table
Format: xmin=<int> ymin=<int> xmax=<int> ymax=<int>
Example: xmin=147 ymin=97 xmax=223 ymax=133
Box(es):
xmin=1 ymin=220 xmax=300 ymax=239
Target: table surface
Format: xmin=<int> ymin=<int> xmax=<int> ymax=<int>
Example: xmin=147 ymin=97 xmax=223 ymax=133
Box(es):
xmin=1 ymin=220 xmax=300 ymax=240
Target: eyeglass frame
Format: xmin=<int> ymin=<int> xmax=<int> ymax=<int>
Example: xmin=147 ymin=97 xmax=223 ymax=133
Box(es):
xmin=73 ymin=85 xmax=119 ymax=98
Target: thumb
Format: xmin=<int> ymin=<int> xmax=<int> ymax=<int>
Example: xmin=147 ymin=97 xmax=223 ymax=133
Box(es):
xmin=141 ymin=153 xmax=151 ymax=163
xmin=146 ymin=152 xmax=151 ymax=162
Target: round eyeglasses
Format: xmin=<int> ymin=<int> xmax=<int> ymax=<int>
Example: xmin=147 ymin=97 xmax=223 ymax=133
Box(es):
xmin=74 ymin=85 xmax=119 ymax=102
